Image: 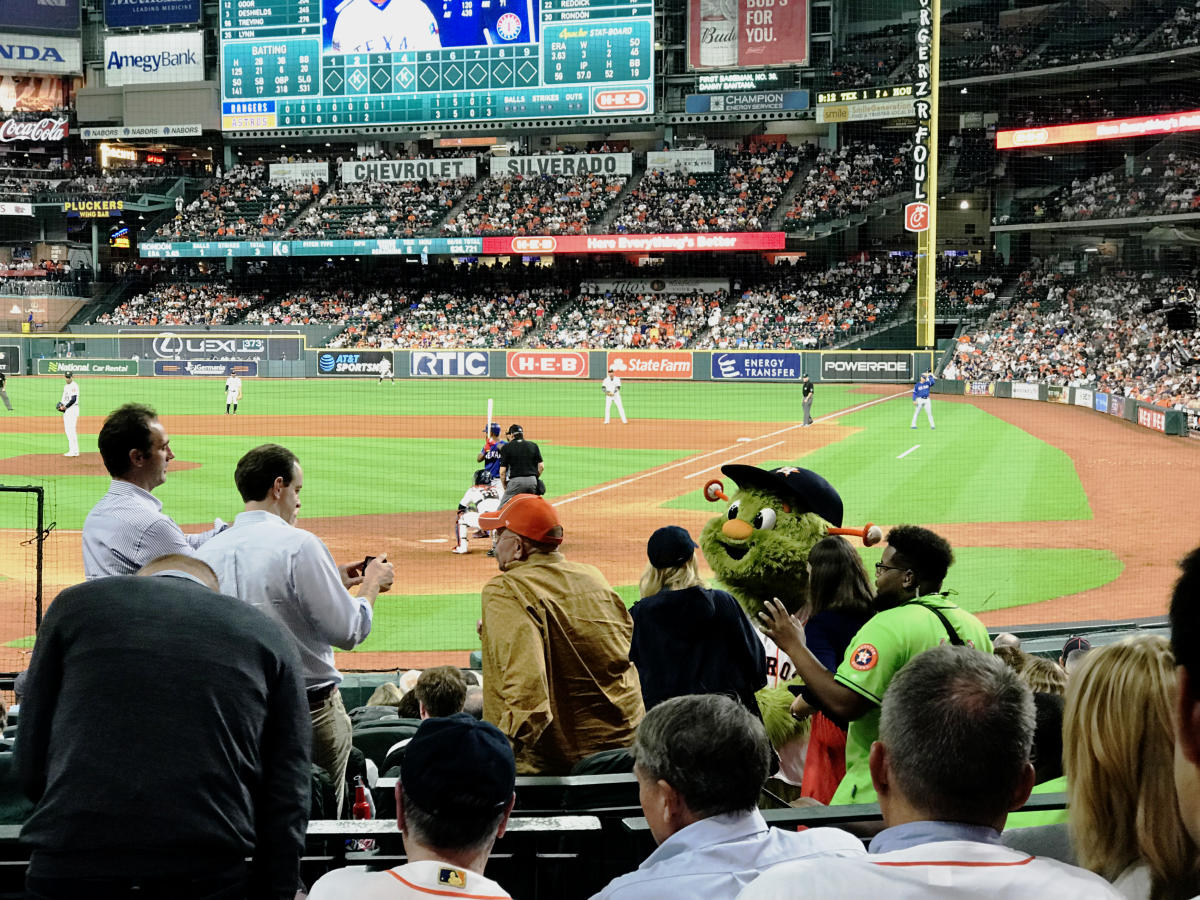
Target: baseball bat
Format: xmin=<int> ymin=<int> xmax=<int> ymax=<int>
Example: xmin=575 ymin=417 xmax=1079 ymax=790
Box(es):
xmin=487 ymin=398 xmax=493 ymax=432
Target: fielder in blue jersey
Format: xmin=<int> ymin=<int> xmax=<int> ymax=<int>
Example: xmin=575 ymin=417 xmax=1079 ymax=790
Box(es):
xmin=423 ymin=0 xmax=536 ymax=47
xmin=911 ymin=371 xmax=936 ymax=429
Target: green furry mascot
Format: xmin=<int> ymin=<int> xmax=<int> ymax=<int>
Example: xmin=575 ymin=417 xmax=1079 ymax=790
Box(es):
xmin=699 ymin=464 xmax=879 ymax=766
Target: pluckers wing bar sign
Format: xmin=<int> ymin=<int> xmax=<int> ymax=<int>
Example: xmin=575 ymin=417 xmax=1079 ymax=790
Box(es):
xmin=63 ymin=199 xmax=123 ymax=218
xmin=0 ymin=117 xmax=68 ymax=142
xmin=905 ymin=0 xmax=932 ymax=233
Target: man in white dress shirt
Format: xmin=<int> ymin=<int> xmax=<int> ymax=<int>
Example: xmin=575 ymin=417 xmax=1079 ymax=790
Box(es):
xmin=591 ymin=693 xmax=864 ymax=899
xmin=602 ymin=367 xmax=627 ymax=424
xmin=739 ymin=646 xmax=1121 ymax=899
xmin=57 ymin=373 xmax=79 ymax=456
xmin=82 ymin=404 xmax=228 ymax=579
xmin=196 ymin=443 xmax=394 ymax=816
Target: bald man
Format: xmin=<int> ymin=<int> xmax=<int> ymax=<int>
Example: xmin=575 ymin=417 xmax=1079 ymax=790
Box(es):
xmin=16 ymin=555 xmax=311 ymax=899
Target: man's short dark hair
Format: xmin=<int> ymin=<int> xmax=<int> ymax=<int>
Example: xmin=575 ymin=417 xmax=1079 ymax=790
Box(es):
xmin=632 ymin=694 xmax=769 ymax=818
xmin=403 ymin=793 xmax=507 ymax=853
xmin=234 ymin=444 xmax=298 ymax=503
xmin=886 ymin=524 xmax=955 ymax=593
xmin=1171 ymin=547 xmax=1200 ymax=679
xmin=97 ymin=403 xmax=158 ymax=477
xmin=880 ymin=645 xmax=1034 ymax=824
xmin=414 ymin=666 xmax=468 ymax=718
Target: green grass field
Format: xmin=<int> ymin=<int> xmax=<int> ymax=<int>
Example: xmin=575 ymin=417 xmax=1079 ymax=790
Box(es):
xmin=1 ymin=375 xmax=1122 ymax=654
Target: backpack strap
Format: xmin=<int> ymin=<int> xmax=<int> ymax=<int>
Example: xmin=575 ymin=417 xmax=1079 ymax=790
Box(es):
xmin=908 ymin=599 xmax=965 ymax=646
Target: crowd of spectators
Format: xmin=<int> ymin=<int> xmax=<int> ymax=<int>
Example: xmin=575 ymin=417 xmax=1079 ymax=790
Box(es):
xmin=442 ymin=172 xmax=626 ymax=236
xmin=940 ymin=24 xmax=1042 ymax=79
xmin=611 ymin=146 xmax=802 ymax=234
xmin=288 ymin=173 xmax=474 ymax=239
xmin=1147 ymin=1 xmax=1200 ymax=51
xmin=94 ymin=281 xmax=265 ymax=327
xmin=533 ymin=286 xmax=718 ymax=349
xmin=936 ymin=257 xmax=1002 ymax=317
xmin=1005 ymin=92 xmax=1199 ymax=128
xmin=154 ymin=165 xmax=320 ymax=240
xmin=783 ymin=141 xmax=913 ymax=228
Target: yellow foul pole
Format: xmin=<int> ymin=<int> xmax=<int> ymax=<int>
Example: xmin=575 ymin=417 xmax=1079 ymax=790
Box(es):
xmin=910 ymin=0 xmax=940 ymax=349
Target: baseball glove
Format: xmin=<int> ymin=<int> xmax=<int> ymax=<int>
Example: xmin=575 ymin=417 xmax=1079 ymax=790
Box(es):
xmin=55 ymin=403 xmax=65 ymax=412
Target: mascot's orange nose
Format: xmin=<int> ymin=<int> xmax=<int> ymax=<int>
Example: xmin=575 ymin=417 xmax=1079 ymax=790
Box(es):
xmin=722 ymin=519 xmax=754 ymax=540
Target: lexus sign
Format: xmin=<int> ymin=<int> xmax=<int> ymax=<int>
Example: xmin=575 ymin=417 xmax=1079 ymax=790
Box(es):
xmin=506 ymin=351 xmax=589 ymax=378
xmin=820 ymin=352 xmax=915 ymax=382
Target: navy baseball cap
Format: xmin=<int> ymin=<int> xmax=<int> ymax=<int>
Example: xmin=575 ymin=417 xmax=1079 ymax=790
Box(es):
xmin=401 ymin=713 xmax=515 ymax=817
xmin=647 ymin=526 xmax=698 ymax=569
xmin=722 ymin=464 xmax=843 ymax=527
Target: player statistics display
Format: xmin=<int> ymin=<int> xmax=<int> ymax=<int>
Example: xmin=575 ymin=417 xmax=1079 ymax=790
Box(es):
xmin=219 ymin=0 xmax=653 ymax=129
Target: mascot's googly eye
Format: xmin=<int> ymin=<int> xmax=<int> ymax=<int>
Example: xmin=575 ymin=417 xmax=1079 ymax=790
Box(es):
xmin=753 ymin=508 xmax=777 ymax=530
xmin=727 ymin=501 xmax=741 ymax=520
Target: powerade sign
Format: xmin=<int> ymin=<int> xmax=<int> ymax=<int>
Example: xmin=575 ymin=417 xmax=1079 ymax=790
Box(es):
xmin=711 ymin=352 xmax=802 ymax=381
xmin=411 ymin=351 xmax=489 ymax=377
xmin=820 ymin=353 xmax=914 ymax=382
xmin=105 ymin=0 xmax=200 ymax=28
xmin=316 ymin=350 xmax=392 ymax=376
xmin=154 ymin=360 xmax=258 ymax=377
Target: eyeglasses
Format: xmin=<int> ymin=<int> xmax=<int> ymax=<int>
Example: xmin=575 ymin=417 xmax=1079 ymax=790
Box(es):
xmin=874 ymin=562 xmax=909 ymax=574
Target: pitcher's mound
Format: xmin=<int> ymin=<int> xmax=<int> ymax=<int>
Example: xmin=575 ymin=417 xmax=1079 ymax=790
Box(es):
xmin=0 ymin=454 xmax=202 ymax=477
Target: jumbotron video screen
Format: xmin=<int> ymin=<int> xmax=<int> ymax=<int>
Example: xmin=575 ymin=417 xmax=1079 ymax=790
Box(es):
xmin=219 ymin=0 xmax=653 ymax=129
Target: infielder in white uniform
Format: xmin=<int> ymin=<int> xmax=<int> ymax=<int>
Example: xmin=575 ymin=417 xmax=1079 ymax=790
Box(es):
xmin=225 ymin=374 xmax=242 ymax=414
xmin=602 ymin=367 xmax=627 ymax=424
xmin=331 ymin=0 xmax=441 ymax=53
xmin=453 ymin=470 xmax=501 ymax=554
xmin=378 ymin=357 xmax=394 ymax=384
xmin=58 ymin=372 xmax=80 ymax=457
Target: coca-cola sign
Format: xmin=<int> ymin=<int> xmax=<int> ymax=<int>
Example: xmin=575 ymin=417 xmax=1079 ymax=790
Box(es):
xmin=0 ymin=117 xmax=68 ymax=143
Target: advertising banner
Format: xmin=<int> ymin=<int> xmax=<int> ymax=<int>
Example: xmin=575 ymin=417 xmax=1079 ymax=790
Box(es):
xmin=997 ymin=108 xmax=1200 ymax=151
xmin=1110 ymin=394 xmax=1126 ymax=417
xmin=646 ymin=150 xmax=716 ymax=173
xmin=316 ymin=350 xmax=392 ymax=376
xmin=687 ymin=0 xmax=809 ymax=70
xmin=711 ymin=351 xmax=802 ymax=380
xmin=63 ymin=199 xmax=123 ymax=218
xmin=410 ymin=350 xmax=489 ymax=377
xmin=103 ymin=32 xmax=203 ymax=86
xmin=81 ymin=124 xmax=202 ymax=139
xmin=118 ymin=332 xmax=301 ymax=361
xmin=684 ymin=90 xmax=808 ymax=113
xmin=1137 ymin=406 xmax=1167 ymax=433
xmin=0 ymin=34 xmax=82 ymax=75
xmin=340 ymin=158 xmax=478 ymax=183
xmin=606 ymin=351 xmax=693 ymax=379
xmin=816 ymin=97 xmax=916 ymax=124
xmin=1074 ymin=388 xmax=1094 ymax=408
xmin=819 ymin=352 xmax=914 ymax=382
xmin=140 ymin=237 xmax=482 ymax=258
xmin=581 ymin=278 xmax=729 ymax=294
xmin=154 ymin=360 xmax=258 ymax=377
xmin=105 ymin=0 xmax=200 ymax=28
xmin=1095 ymin=392 xmax=1109 ymax=413
xmin=506 ymin=351 xmax=589 ymax=378
xmin=269 ymin=161 xmax=328 ymax=183
xmin=1046 ymin=385 xmax=1069 ymax=404
xmin=0 ymin=345 xmax=19 ymax=374
xmin=489 ymin=154 xmax=632 ymax=178
xmin=1011 ymin=382 xmax=1040 ymax=401
xmin=0 ymin=74 xmax=69 ymax=113
xmin=0 ymin=0 xmax=79 ymax=34
xmin=0 ymin=202 xmax=32 ymax=216
xmin=483 ymin=232 xmax=786 ymax=255
xmin=38 ymin=358 xmax=138 ymax=375
xmin=967 ymin=381 xmax=995 ymax=396
xmin=0 ymin=116 xmax=67 ymax=142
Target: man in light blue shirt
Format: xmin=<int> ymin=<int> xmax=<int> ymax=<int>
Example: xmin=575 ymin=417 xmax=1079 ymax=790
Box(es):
xmin=82 ymin=404 xmax=227 ymax=579
xmin=591 ymin=694 xmax=863 ymax=900
xmin=197 ymin=443 xmax=394 ymax=816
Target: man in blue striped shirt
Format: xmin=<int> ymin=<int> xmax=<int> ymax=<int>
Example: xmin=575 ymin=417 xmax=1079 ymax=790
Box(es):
xmin=82 ymin=404 xmax=228 ymax=579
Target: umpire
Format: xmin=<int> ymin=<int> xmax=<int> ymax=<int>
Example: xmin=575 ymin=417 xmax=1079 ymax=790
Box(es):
xmin=498 ymin=424 xmax=544 ymax=506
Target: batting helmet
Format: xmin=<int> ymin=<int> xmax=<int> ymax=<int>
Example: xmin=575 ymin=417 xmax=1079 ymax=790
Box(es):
xmin=484 ymin=423 xmax=501 ymax=436
xmin=474 ymin=469 xmax=492 ymax=486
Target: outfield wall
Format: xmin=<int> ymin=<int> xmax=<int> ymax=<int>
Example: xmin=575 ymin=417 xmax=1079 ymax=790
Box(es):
xmin=937 ymin=379 xmax=1189 ymax=437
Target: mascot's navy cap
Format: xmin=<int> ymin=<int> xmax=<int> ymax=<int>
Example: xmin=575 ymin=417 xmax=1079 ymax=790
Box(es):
xmin=721 ymin=464 xmax=844 ymax=528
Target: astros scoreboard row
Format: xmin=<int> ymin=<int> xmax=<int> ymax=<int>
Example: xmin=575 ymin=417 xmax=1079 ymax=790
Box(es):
xmin=220 ymin=0 xmax=654 ymax=129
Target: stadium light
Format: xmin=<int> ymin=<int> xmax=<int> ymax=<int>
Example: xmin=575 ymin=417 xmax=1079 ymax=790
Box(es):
xmin=959 ymin=200 xmax=969 ymax=210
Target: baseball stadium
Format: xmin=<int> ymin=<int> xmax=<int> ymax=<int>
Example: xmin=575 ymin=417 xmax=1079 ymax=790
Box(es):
xmin=0 ymin=0 xmax=1199 ymax=893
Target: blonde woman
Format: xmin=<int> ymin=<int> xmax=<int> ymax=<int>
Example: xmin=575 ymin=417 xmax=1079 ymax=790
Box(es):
xmin=1065 ymin=634 xmax=1200 ymax=899
xmin=629 ymin=525 xmax=767 ymax=717
xmin=1021 ymin=654 xmax=1068 ymax=696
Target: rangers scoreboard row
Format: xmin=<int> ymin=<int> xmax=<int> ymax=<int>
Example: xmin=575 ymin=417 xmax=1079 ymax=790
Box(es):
xmin=220 ymin=0 xmax=653 ymax=128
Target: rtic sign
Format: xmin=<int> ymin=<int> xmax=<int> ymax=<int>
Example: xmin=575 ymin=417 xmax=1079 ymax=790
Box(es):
xmin=820 ymin=353 xmax=914 ymax=382
xmin=506 ymin=351 xmax=589 ymax=378
xmin=1137 ymin=406 xmax=1166 ymax=433
xmin=411 ymin=350 xmax=489 ymax=377
xmin=0 ymin=116 xmax=68 ymax=142
xmin=606 ymin=351 xmax=693 ymax=379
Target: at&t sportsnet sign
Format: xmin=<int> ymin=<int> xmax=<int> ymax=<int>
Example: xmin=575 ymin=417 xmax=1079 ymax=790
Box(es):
xmin=711 ymin=352 xmax=802 ymax=381
xmin=607 ymin=351 xmax=693 ymax=379
xmin=507 ymin=351 xmax=589 ymax=378
xmin=317 ymin=350 xmax=393 ymax=376
xmin=411 ymin=351 xmax=489 ymax=377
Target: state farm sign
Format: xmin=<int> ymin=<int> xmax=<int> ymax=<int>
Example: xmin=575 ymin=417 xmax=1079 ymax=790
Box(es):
xmin=506 ymin=351 xmax=589 ymax=378
xmin=1137 ymin=406 xmax=1166 ymax=433
xmin=606 ymin=351 xmax=693 ymax=379
xmin=0 ymin=116 xmax=68 ymax=142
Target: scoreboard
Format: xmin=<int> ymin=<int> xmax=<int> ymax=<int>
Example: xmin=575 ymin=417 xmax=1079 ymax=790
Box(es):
xmin=219 ymin=0 xmax=654 ymax=130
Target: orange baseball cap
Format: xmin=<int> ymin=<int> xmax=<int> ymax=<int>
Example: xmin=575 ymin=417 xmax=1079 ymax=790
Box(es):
xmin=478 ymin=495 xmax=563 ymax=544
